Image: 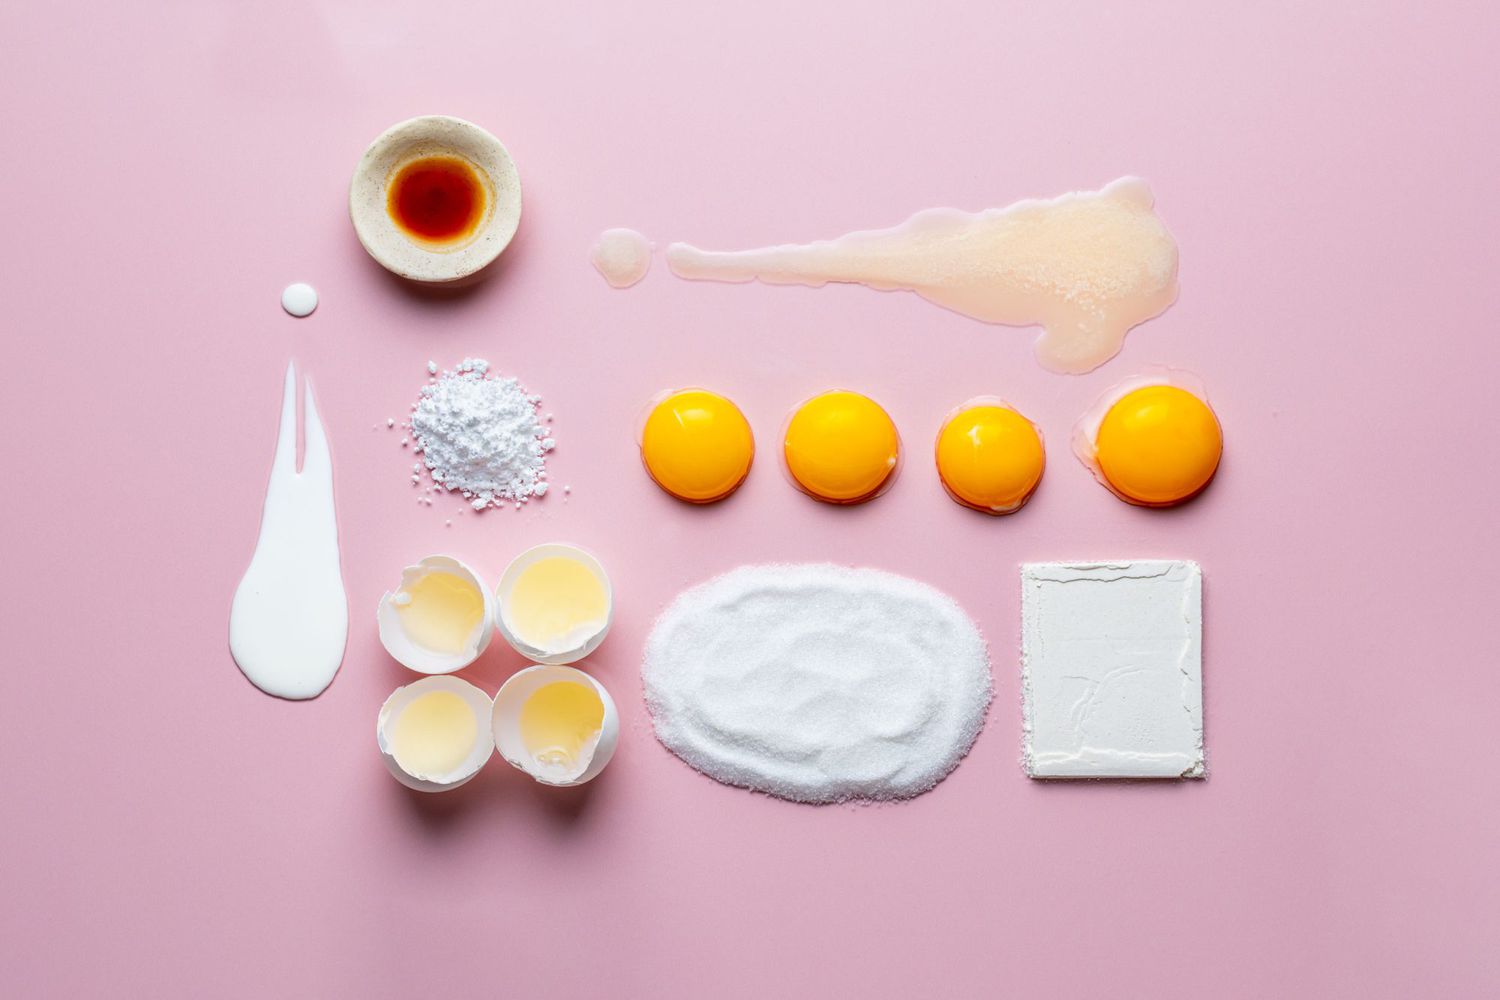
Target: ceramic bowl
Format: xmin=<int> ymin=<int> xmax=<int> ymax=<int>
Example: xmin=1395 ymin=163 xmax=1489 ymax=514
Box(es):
xmin=349 ymin=115 xmax=522 ymax=283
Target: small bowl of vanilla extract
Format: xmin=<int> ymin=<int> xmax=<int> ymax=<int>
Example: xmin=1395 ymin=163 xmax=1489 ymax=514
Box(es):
xmin=350 ymin=115 xmax=522 ymax=283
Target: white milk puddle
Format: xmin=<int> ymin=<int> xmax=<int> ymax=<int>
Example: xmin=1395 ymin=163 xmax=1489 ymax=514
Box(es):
xmin=229 ymin=362 xmax=348 ymax=699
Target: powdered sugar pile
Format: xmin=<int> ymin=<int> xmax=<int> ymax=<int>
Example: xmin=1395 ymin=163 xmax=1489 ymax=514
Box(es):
xmin=406 ymin=359 xmax=554 ymax=510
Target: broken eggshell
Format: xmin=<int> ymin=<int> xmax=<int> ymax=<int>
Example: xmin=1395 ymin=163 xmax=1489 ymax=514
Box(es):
xmin=376 ymin=675 xmax=496 ymax=793
xmin=494 ymin=543 xmax=613 ymax=665
xmin=377 ymin=555 xmax=496 ymax=674
xmin=491 ymin=664 xmax=620 ymax=787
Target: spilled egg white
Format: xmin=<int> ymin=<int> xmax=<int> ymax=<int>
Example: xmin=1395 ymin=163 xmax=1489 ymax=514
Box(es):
xmin=492 ymin=664 xmax=620 ymax=787
xmin=494 ymin=543 xmax=613 ymax=665
xmin=377 ymin=555 xmax=496 ymax=674
xmin=1071 ymin=368 xmax=1211 ymax=493
xmin=377 ymin=675 xmax=495 ymax=792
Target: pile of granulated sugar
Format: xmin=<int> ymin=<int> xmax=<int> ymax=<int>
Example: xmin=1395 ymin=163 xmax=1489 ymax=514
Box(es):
xmin=407 ymin=359 xmax=554 ymax=510
xmin=642 ymin=564 xmax=992 ymax=804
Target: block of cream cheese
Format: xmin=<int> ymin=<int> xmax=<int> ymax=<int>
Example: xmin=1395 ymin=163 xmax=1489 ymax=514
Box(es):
xmin=1021 ymin=560 xmax=1204 ymax=779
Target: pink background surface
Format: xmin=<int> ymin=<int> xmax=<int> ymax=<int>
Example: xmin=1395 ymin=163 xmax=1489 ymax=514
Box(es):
xmin=3 ymin=2 xmax=1497 ymax=997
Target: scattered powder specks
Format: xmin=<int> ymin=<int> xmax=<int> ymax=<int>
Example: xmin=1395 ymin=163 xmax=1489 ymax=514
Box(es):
xmin=643 ymin=564 xmax=992 ymax=804
xmin=404 ymin=360 xmax=554 ymax=511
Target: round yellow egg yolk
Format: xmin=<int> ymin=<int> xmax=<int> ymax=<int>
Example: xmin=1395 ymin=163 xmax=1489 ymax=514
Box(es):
xmin=640 ymin=389 xmax=754 ymax=503
xmin=783 ymin=390 xmax=900 ymax=503
xmin=1094 ymin=384 xmax=1222 ymax=506
xmin=935 ymin=403 xmax=1045 ymax=513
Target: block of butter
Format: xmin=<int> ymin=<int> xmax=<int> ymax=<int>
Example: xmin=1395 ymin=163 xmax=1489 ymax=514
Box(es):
xmin=1021 ymin=560 xmax=1205 ymax=779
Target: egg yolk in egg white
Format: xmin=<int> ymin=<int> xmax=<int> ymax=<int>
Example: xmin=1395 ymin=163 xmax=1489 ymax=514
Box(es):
xmin=783 ymin=390 xmax=900 ymax=503
xmin=935 ymin=402 xmax=1045 ymax=514
xmin=1093 ymin=384 xmax=1222 ymax=506
xmin=640 ymin=389 xmax=754 ymax=503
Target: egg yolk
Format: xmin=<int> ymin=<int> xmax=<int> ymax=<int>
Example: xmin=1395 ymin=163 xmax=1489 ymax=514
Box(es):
xmin=935 ymin=402 xmax=1045 ymax=514
xmin=783 ymin=390 xmax=900 ymax=503
xmin=640 ymin=389 xmax=754 ymax=503
xmin=1093 ymin=384 xmax=1222 ymax=506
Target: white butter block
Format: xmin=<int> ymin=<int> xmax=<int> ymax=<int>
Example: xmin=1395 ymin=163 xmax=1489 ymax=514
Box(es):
xmin=1021 ymin=560 xmax=1204 ymax=779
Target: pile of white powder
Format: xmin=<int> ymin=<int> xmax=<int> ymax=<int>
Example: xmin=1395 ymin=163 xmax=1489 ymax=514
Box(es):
xmin=407 ymin=359 xmax=553 ymax=510
xmin=642 ymin=564 xmax=992 ymax=804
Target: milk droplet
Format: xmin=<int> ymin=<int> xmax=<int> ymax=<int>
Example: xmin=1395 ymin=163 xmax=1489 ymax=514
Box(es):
xmin=281 ymin=282 xmax=319 ymax=318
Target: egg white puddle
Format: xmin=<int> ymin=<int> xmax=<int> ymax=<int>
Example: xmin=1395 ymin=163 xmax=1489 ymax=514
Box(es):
xmin=643 ymin=564 xmax=992 ymax=804
xmin=665 ymin=177 xmax=1179 ymax=374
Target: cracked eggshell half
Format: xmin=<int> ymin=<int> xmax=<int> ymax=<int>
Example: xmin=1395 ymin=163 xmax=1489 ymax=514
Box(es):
xmin=377 ymin=555 xmax=496 ymax=674
xmin=494 ymin=543 xmax=613 ymax=665
xmin=492 ymin=664 xmax=619 ymax=787
xmin=377 ymin=675 xmax=495 ymax=792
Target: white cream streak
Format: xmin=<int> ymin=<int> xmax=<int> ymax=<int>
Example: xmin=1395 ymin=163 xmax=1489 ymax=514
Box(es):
xmin=229 ymin=362 xmax=348 ymax=700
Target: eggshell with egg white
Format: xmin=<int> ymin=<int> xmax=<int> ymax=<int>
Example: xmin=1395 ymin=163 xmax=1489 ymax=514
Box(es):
xmin=377 ymin=555 xmax=497 ymax=674
xmin=376 ymin=675 xmax=496 ymax=793
xmin=491 ymin=664 xmax=620 ymax=787
xmin=494 ymin=544 xmax=613 ymax=665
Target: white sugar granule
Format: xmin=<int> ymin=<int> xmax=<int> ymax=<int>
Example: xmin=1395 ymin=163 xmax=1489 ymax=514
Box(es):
xmin=643 ymin=564 xmax=992 ymax=804
xmin=407 ymin=359 xmax=551 ymax=510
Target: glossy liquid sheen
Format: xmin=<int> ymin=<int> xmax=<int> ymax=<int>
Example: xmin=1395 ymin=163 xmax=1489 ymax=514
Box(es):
xmin=667 ymin=177 xmax=1179 ymax=374
xmin=391 ymin=690 xmax=478 ymax=778
xmin=387 ymin=155 xmax=486 ymax=245
xmin=229 ymin=363 xmax=348 ymax=699
xmin=395 ymin=571 xmax=485 ymax=655
xmin=506 ymin=557 xmax=609 ymax=653
xmin=519 ymin=681 xmax=604 ymax=775
xmin=591 ymin=228 xmax=652 ymax=287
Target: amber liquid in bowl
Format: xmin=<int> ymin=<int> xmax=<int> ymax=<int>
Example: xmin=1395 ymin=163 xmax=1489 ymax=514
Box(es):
xmin=387 ymin=155 xmax=487 ymax=246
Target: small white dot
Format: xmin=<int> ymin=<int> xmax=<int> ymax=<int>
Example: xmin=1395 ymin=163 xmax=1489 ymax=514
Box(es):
xmin=281 ymin=282 xmax=318 ymax=317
